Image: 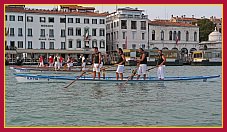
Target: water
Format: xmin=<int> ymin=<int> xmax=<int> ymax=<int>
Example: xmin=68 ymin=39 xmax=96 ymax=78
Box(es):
xmin=5 ymin=66 xmax=222 ymax=127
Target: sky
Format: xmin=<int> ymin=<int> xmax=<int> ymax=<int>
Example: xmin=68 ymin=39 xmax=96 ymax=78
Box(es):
xmin=26 ymin=4 xmax=222 ymax=20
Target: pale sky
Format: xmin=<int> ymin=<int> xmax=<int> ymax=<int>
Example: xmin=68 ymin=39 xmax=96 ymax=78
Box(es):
xmin=25 ymin=4 xmax=222 ymax=20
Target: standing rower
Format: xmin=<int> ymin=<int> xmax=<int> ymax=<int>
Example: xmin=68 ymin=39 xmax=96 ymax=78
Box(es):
xmin=92 ymin=47 xmax=101 ymax=79
xmin=137 ymin=48 xmax=147 ymax=80
xmin=116 ymin=48 xmax=126 ymax=80
xmin=156 ymin=50 xmax=166 ymax=80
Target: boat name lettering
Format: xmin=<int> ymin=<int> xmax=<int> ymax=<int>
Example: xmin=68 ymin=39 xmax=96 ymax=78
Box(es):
xmin=26 ymin=77 xmax=39 ymax=80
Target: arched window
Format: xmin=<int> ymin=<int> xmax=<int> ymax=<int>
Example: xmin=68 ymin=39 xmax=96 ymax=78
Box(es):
xmin=178 ymin=31 xmax=181 ymax=40
xmin=161 ymin=30 xmax=164 ymax=40
xmin=152 ymin=30 xmax=155 ymax=40
xmin=186 ymin=31 xmax=189 ymax=41
xmin=169 ymin=31 xmax=172 ymax=40
xmin=173 ymin=31 xmax=177 ymax=41
xmin=194 ymin=32 xmax=197 ymax=41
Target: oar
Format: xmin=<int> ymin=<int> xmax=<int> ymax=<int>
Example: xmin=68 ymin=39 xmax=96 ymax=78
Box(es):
xmin=63 ymin=71 xmax=87 ymax=88
xmin=118 ymin=64 xmax=139 ymax=89
xmin=63 ymin=65 xmax=116 ymax=88
xmin=146 ymin=66 xmax=158 ymax=72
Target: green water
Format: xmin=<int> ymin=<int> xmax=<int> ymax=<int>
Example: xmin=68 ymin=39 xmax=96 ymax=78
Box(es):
xmin=5 ymin=66 xmax=222 ymax=127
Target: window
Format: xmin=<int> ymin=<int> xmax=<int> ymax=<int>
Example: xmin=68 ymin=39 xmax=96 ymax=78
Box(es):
xmin=18 ymin=16 xmax=23 ymax=21
xmin=186 ymin=31 xmax=189 ymax=41
xmin=9 ymin=15 xmax=15 ymax=21
xmin=123 ymin=32 xmax=126 ymax=39
xmin=68 ymin=18 xmax=73 ymax=23
xmin=169 ymin=31 xmax=172 ymax=40
xmin=85 ymin=41 xmax=90 ymax=48
xmin=49 ymin=42 xmax=54 ymax=49
xmin=60 ymin=18 xmax=66 ymax=23
xmin=141 ymin=21 xmax=146 ymax=30
xmin=40 ymin=17 xmax=46 ymax=22
xmin=100 ymin=40 xmax=105 ymax=48
xmin=92 ymin=19 xmax=97 ymax=24
xmin=28 ymin=41 xmax=32 ymax=49
xmin=10 ymin=41 xmax=15 ymax=49
xmin=117 ymin=21 xmax=119 ymax=27
xmin=49 ymin=29 xmax=54 ymax=37
xmin=194 ymin=32 xmax=197 ymax=41
xmin=77 ymin=40 xmax=81 ymax=48
xmin=99 ymin=29 xmax=105 ymax=36
xmin=40 ymin=29 xmax=45 ymax=37
xmin=17 ymin=41 xmax=23 ymax=48
xmin=76 ymin=18 xmax=80 ymax=23
xmin=48 ymin=17 xmax=54 ymax=23
xmin=178 ymin=31 xmax=181 ymax=41
xmin=161 ymin=31 xmax=164 ymax=40
xmin=68 ymin=40 xmax=73 ymax=48
xmin=18 ymin=28 xmax=23 ymax=36
xmin=92 ymin=40 xmax=97 ymax=48
xmin=84 ymin=28 xmax=89 ymax=39
xmin=28 ymin=28 xmax=32 ymax=36
xmin=114 ymin=32 xmax=116 ymax=39
xmin=5 ymin=15 xmax=7 ymax=21
xmin=100 ymin=19 xmax=105 ymax=24
xmin=131 ymin=21 xmax=137 ymax=29
xmin=121 ymin=20 xmax=127 ymax=29
xmin=141 ymin=44 xmax=145 ymax=49
xmin=61 ymin=42 xmax=66 ymax=49
xmin=84 ymin=18 xmax=89 ymax=24
xmin=27 ymin=16 xmax=33 ymax=22
xmin=116 ymin=31 xmax=118 ymax=39
xmin=142 ymin=33 xmax=145 ymax=40
xmin=68 ymin=28 xmax=73 ymax=36
xmin=132 ymin=44 xmax=136 ymax=49
xmin=76 ymin=28 xmax=81 ymax=36
xmin=92 ymin=29 xmax=96 ymax=36
xmin=61 ymin=29 xmax=66 ymax=37
xmin=10 ymin=28 xmax=14 ymax=36
xmin=114 ymin=22 xmax=116 ymax=28
xmin=173 ymin=31 xmax=177 ymax=41
xmin=152 ymin=30 xmax=155 ymax=40
xmin=40 ymin=42 xmax=45 ymax=49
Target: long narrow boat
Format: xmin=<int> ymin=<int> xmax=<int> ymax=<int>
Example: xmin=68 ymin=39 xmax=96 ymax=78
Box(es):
xmin=14 ymin=73 xmax=220 ymax=83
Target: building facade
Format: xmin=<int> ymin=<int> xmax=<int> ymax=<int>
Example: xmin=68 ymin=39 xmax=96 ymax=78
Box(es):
xmin=148 ymin=20 xmax=200 ymax=54
xmin=5 ymin=5 xmax=107 ymax=62
xmin=106 ymin=7 xmax=149 ymax=52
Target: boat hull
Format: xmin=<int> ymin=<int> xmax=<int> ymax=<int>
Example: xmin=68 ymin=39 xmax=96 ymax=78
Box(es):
xmin=14 ymin=74 xmax=220 ymax=83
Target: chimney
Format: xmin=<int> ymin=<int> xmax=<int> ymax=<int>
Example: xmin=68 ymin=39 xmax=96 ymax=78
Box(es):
xmin=184 ymin=15 xmax=186 ymax=18
xmin=192 ymin=15 xmax=194 ymax=18
xmin=171 ymin=14 xmax=174 ymax=18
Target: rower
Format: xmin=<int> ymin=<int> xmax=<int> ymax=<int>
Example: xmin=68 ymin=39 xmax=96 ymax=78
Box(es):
xmin=116 ymin=48 xmax=126 ymax=80
xmin=156 ymin=50 xmax=166 ymax=80
xmin=92 ymin=47 xmax=101 ymax=79
xmin=136 ymin=48 xmax=147 ymax=80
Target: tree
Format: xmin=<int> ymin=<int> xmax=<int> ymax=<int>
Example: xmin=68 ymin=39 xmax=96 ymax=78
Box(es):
xmin=197 ymin=19 xmax=215 ymax=42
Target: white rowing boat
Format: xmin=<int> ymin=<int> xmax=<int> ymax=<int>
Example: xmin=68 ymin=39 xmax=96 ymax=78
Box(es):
xmin=14 ymin=73 xmax=220 ymax=83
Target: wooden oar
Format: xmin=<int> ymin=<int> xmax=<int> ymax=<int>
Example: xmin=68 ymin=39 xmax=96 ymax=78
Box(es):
xmin=118 ymin=64 xmax=139 ymax=89
xmin=63 ymin=71 xmax=87 ymax=88
xmin=63 ymin=65 xmax=116 ymax=88
xmin=146 ymin=66 xmax=158 ymax=72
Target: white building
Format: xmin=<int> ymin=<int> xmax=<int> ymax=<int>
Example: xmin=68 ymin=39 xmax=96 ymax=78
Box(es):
xmin=106 ymin=7 xmax=149 ymax=52
xmin=148 ymin=20 xmax=200 ymax=54
xmin=5 ymin=5 xmax=107 ymax=62
xmin=199 ymin=27 xmax=222 ymax=50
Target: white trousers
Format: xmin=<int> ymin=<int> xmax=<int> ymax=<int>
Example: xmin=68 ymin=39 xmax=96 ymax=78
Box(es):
xmin=157 ymin=65 xmax=165 ymax=79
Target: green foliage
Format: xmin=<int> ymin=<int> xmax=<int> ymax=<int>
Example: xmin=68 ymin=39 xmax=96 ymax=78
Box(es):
xmin=197 ymin=19 xmax=215 ymax=42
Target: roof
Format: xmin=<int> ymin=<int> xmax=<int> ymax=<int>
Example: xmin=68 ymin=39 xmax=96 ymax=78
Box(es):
xmin=172 ymin=17 xmax=197 ymax=21
xmin=149 ymin=20 xmax=197 ymax=27
xmin=5 ymin=7 xmax=108 ymax=17
xmin=60 ymin=5 xmax=95 ymax=10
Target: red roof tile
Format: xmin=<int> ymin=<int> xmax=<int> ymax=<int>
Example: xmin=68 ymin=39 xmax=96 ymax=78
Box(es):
xmin=6 ymin=7 xmax=108 ymax=17
xmin=149 ymin=20 xmax=197 ymax=27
